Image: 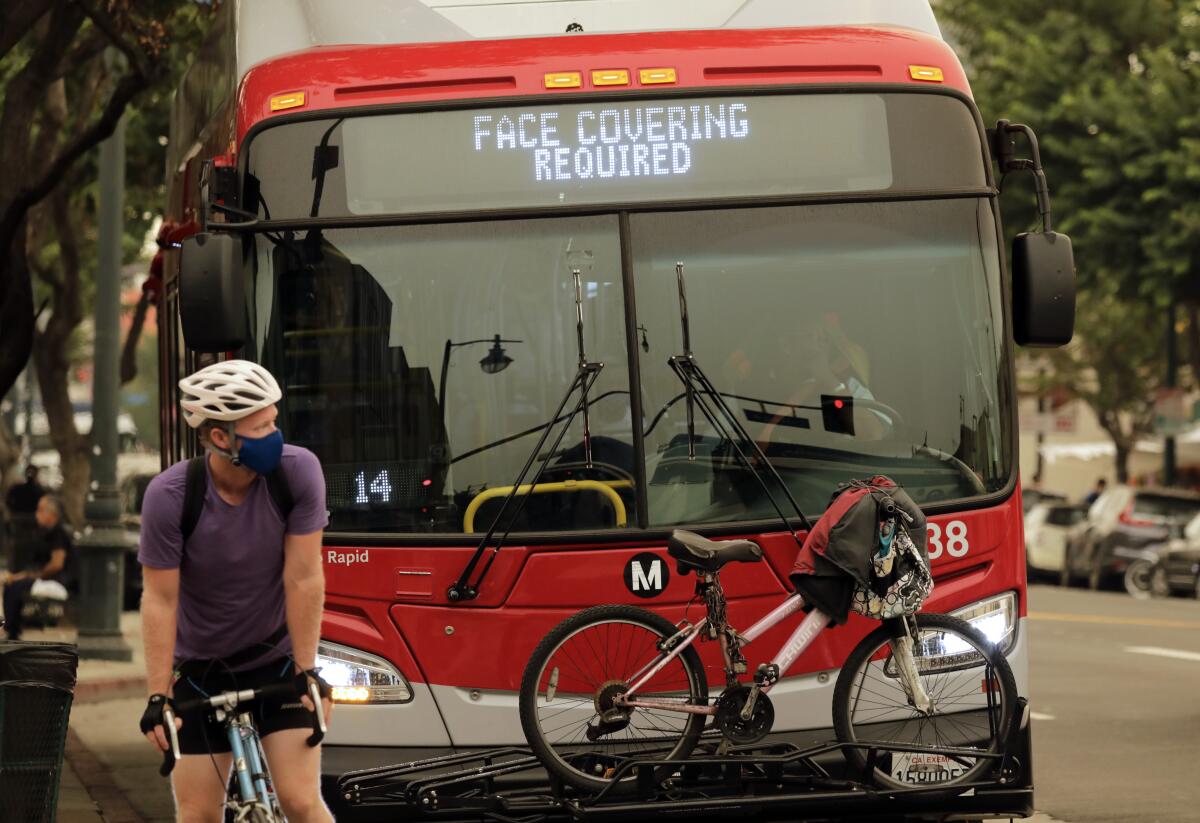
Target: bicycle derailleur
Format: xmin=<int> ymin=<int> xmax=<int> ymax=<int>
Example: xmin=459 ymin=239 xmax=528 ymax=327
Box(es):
xmin=586 ymin=680 xmax=633 ymax=741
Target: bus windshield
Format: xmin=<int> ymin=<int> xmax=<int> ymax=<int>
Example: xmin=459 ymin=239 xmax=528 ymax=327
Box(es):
xmin=248 ymin=196 xmax=1007 ymax=534
xmin=243 ymin=92 xmax=1006 ymax=535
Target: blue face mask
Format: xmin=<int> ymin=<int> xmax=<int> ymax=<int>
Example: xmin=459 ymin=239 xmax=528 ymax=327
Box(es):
xmin=235 ymin=429 xmax=284 ymax=475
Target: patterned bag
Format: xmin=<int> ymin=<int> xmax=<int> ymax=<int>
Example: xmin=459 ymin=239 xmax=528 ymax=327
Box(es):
xmin=850 ymin=516 xmax=932 ymax=619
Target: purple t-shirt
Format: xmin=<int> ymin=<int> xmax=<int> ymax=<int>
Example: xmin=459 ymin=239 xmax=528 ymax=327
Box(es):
xmin=138 ymin=444 xmax=327 ymax=669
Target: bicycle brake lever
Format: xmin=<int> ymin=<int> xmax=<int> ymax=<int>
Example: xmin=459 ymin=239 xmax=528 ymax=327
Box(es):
xmin=160 ymin=706 xmax=181 ymax=776
xmin=306 ymin=680 xmax=327 ymax=747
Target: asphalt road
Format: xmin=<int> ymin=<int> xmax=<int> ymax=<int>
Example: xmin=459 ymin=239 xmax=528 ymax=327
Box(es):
xmin=1024 ymin=583 xmax=1200 ymax=823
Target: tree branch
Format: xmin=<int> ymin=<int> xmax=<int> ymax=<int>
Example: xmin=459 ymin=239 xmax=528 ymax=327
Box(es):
xmin=0 ymin=67 xmax=148 ymax=262
xmin=70 ymin=0 xmax=155 ymax=79
xmin=0 ymin=0 xmax=54 ymax=61
xmin=53 ymin=26 xmax=109 ymax=81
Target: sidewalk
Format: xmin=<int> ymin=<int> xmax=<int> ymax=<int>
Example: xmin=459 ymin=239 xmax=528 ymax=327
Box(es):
xmin=18 ymin=612 xmax=174 ymax=822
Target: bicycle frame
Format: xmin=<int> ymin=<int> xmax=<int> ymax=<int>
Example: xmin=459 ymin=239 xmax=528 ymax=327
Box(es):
xmin=617 ymin=591 xmax=825 ymax=715
xmin=617 ymin=576 xmax=933 ymax=717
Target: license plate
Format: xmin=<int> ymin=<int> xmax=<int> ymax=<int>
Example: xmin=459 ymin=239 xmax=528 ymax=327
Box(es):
xmin=889 ymin=751 xmax=974 ymax=784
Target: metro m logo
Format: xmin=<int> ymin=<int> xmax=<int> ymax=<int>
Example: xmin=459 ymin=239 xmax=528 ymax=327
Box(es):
xmin=632 ymin=560 xmax=662 ymax=592
xmin=624 ymin=552 xmax=669 ymax=598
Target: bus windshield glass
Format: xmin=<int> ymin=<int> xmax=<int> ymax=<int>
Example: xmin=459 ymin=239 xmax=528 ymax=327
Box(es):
xmin=243 ymin=92 xmax=1007 ymax=535
xmin=248 ymin=197 xmax=1007 ymax=534
xmin=246 ymin=93 xmax=986 ymax=220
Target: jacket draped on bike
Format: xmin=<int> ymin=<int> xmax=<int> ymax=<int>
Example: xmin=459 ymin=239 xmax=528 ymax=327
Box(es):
xmin=790 ymin=475 xmax=931 ymax=624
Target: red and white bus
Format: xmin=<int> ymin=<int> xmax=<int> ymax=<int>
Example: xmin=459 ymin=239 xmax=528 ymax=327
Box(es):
xmin=158 ymin=0 xmax=1073 ymax=816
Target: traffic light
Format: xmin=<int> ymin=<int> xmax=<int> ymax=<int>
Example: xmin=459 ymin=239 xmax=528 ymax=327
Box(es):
xmin=821 ymin=394 xmax=855 ymax=435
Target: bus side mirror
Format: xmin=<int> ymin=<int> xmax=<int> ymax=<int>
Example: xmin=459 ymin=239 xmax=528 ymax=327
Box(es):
xmin=180 ymin=232 xmax=247 ymax=353
xmin=1012 ymin=231 xmax=1075 ymax=347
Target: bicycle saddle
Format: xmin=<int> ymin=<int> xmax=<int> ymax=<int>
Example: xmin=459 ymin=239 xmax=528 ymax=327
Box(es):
xmin=668 ymin=530 xmax=763 ymax=573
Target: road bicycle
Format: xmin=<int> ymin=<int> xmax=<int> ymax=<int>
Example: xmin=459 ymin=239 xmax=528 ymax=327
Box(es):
xmin=158 ymin=674 xmax=327 ymax=823
xmin=519 ymin=529 xmax=1018 ymax=796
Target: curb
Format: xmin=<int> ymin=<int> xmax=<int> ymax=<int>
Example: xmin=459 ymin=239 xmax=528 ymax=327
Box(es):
xmin=74 ymin=675 xmax=147 ymax=704
xmin=63 ymin=728 xmax=148 ymax=823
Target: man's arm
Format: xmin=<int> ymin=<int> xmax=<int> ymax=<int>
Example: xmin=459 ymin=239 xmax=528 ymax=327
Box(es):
xmin=37 ymin=548 xmax=66 ymax=579
xmin=141 ymin=566 xmax=180 ymax=696
xmin=2 ymin=554 xmax=58 ymax=583
xmin=283 ymin=530 xmax=325 ymax=671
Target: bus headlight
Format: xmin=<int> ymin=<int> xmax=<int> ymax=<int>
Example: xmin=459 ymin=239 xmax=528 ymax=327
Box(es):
xmin=316 ymin=640 xmax=413 ymax=704
xmin=951 ymin=591 xmax=1017 ymax=655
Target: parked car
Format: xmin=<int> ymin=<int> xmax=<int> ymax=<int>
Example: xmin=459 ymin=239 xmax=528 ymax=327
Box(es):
xmin=1024 ymin=501 xmax=1087 ymax=579
xmin=1022 ymin=488 xmax=1067 ymax=515
xmin=1061 ymin=486 xmax=1200 ymax=590
xmin=1149 ymin=513 xmax=1200 ymax=599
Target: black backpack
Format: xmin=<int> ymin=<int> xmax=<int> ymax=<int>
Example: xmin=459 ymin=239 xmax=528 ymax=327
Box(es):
xmin=180 ymin=456 xmax=295 ymax=542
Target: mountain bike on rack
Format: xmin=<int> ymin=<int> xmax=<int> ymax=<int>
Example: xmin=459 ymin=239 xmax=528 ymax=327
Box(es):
xmin=158 ymin=677 xmax=328 ymax=823
xmin=519 ymin=528 xmax=1017 ymax=797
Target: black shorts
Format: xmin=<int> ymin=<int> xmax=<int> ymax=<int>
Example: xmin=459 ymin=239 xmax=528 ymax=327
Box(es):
xmin=172 ymin=658 xmax=312 ymax=755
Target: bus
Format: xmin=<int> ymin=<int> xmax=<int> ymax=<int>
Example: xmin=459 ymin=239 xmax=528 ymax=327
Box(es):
xmin=159 ymin=0 xmax=1074 ymax=817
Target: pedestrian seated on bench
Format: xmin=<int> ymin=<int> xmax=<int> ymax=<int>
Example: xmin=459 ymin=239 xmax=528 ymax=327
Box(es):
xmin=2 ymin=494 xmax=75 ymax=641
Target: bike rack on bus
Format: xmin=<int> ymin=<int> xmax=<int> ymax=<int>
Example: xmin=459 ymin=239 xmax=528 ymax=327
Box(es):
xmin=335 ymin=697 xmax=1033 ymax=822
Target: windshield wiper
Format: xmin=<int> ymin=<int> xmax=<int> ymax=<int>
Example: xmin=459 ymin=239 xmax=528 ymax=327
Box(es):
xmin=667 ymin=262 xmax=813 ymax=539
xmin=447 ymin=269 xmax=603 ymax=603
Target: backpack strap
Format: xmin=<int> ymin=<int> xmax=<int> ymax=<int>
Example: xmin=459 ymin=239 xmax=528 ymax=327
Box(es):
xmin=180 ymin=455 xmax=294 ymax=542
xmin=180 ymin=456 xmax=208 ymax=543
xmin=265 ymin=464 xmax=295 ymax=526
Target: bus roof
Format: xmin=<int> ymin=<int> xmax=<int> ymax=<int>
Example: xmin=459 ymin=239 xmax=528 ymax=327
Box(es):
xmin=237 ymin=0 xmax=941 ymax=77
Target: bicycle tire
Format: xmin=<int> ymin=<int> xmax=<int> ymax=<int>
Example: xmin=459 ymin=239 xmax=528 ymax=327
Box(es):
xmin=519 ymin=604 xmax=709 ymax=794
xmin=832 ymin=612 xmax=1017 ymax=792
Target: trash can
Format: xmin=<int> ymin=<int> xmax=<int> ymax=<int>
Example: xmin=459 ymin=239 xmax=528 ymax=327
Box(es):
xmin=0 ymin=641 xmax=79 ymax=823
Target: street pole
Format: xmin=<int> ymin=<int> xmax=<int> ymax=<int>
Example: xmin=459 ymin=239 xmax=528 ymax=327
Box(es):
xmin=1164 ymin=301 xmax=1178 ymax=487
xmin=76 ymin=100 xmax=133 ymax=661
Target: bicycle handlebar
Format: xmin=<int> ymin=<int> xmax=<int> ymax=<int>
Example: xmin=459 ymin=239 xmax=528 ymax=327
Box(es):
xmin=159 ymin=680 xmax=327 ymax=776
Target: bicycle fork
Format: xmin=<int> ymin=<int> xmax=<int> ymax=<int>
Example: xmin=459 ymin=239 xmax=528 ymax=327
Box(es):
xmin=889 ymin=618 xmax=932 ymax=714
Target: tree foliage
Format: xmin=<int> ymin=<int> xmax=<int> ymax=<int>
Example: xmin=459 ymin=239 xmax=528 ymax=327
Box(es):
xmin=0 ymin=2 xmax=211 ymax=514
xmin=0 ymin=1 xmax=194 ymax=407
xmin=940 ymin=0 xmax=1200 ymax=479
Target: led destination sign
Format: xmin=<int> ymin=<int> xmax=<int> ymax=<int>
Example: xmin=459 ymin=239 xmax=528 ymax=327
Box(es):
xmin=471 ymin=102 xmax=751 ymax=182
xmin=218 ymin=92 xmax=1011 ymax=219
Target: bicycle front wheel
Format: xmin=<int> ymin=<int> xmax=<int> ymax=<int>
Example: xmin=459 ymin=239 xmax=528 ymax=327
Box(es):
xmin=833 ymin=613 xmax=1017 ymax=791
xmin=519 ymin=604 xmax=709 ymax=794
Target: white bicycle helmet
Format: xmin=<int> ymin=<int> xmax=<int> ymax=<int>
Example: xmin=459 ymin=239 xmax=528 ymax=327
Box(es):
xmin=179 ymin=360 xmax=282 ymax=429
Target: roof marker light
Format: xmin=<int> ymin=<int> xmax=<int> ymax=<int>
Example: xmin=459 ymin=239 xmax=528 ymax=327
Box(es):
xmin=592 ymin=69 xmax=630 ymax=86
xmin=639 ymin=67 xmax=677 ymax=85
xmin=545 ymin=71 xmax=583 ymax=89
xmin=908 ymin=65 xmax=944 ymax=83
xmin=269 ymin=91 xmax=306 ymax=111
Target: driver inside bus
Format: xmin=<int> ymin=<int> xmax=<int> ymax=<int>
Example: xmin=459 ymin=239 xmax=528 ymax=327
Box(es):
xmin=758 ymin=312 xmax=890 ymax=444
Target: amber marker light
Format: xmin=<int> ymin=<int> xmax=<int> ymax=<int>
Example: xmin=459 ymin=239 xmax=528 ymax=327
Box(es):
xmin=639 ymin=67 xmax=678 ymax=85
xmin=269 ymin=91 xmax=306 ymax=111
xmin=908 ymin=65 xmax=945 ymax=83
xmin=545 ymin=71 xmax=583 ymax=89
xmin=592 ymin=69 xmax=630 ymax=86
xmin=330 ymin=686 xmax=371 ymax=703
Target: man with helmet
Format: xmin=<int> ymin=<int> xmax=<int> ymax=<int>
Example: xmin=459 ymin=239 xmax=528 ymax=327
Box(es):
xmin=137 ymin=360 xmax=334 ymax=822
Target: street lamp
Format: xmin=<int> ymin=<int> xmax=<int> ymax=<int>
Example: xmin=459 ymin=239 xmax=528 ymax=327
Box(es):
xmin=439 ymin=334 xmax=522 ymax=414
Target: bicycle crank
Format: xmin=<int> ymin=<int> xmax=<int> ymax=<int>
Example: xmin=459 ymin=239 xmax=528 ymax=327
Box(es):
xmin=715 ymin=685 xmax=774 ymax=744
